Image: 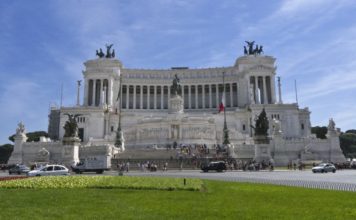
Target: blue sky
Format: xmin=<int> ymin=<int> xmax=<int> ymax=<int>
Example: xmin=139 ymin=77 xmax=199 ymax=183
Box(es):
xmin=1 ymin=0 xmax=356 ymax=144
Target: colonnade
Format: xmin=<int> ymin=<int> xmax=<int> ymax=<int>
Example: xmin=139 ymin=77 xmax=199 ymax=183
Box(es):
xmin=249 ymin=76 xmax=275 ymax=104
xmin=86 ymin=79 xmax=113 ymax=106
xmin=121 ymin=82 xmax=239 ymax=110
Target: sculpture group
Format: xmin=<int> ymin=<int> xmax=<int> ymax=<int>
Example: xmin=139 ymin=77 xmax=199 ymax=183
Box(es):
xmin=244 ymin=41 xmax=263 ymax=55
xmin=96 ymin=44 xmax=115 ymax=58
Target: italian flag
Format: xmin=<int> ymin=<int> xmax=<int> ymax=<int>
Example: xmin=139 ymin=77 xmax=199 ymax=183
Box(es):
xmin=219 ymin=92 xmax=225 ymax=113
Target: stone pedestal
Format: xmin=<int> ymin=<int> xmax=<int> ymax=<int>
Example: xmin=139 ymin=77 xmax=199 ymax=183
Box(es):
xmin=169 ymin=95 xmax=184 ymax=114
xmin=62 ymin=137 xmax=81 ymax=167
xmin=7 ymin=134 xmax=27 ymax=165
xmin=253 ymin=135 xmax=272 ymax=162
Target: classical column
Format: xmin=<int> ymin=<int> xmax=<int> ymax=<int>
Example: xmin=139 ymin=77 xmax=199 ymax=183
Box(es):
xmin=107 ymin=79 xmax=112 ymax=106
xmin=188 ymin=85 xmax=191 ymax=109
xmin=263 ymin=76 xmax=268 ymax=104
xmin=140 ymin=85 xmax=143 ymax=109
xmin=76 ymin=80 xmax=81 ymax=106
xmin=161 ymin=85 xmax=164 ymax=109
xmin=235 ymin=83 xmax=238 ymax=107
xmin=254 ymin=76 xmax=259 ymax=104
xmin=126 ymin=85 xmax=129 ymax=109
xmin=247 ymin=77 xmax=251 ymax=105
xmin=147 ymin=86 xmax=151 ymax=109
xmin=271 ymin=76 xmax=276 ymax=104
xmin=195 ymin=85 xmax=198 ymax=109
xmin=202 ymin=84 xmax=205 ymax=108
xmin=230 ymin=83 xmax=233 ymax=107
xmin=209 ymin=84 xmax=212 ymax=108
xmin=167 ymin=85 xmax=170 ymax=109
xmin=154 ymin=86 xmax=157 ymax=109
xmin=100 ymin=79 xmax=104 ymax=106
xmin=84 ymin=79 xmax=88 ymax=106
xmin=92 ymin=79 xmax=96 ymax=106
xmin=133 ymin=85 xmax=136 ymax=109
xmin=216 ymin=84 xmax=219 ymax=108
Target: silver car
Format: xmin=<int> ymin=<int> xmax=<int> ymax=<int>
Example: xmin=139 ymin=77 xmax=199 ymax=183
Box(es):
xmin=27 ymin=165 xmax=70 ymax=177
xmin=312 ymin=163 xmax=336 ymax=173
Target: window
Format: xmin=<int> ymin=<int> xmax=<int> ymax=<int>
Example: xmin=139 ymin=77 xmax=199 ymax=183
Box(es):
xmin=301 ymin=123 xmax=304 ymax=130
xmin=243 ymin=124 xmax=246 ymax=131
xmin=54 ymin=166 xmax=64 ymax=171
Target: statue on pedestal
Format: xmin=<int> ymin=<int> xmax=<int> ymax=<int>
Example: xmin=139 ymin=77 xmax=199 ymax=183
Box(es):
xmin=328 ymin=118 xmax=336 ymax=131
xmin=16 ymin=122 xmax=26 ymax=136
xmin=253 ymin=108 xmax=269 ymax=136
xmin=171 ymin=74 xmax=182 ymax=96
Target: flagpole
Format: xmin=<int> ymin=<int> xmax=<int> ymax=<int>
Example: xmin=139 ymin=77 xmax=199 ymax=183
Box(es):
xmin=223 ymin=72 xmax=230 ymax=145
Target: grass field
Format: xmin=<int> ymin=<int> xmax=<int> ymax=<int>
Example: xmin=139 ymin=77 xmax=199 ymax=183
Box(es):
xmin=0 ymin=177 xmax=356 ymax=219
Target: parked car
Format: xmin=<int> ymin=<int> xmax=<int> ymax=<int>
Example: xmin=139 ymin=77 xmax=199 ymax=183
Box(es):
xmin=8 ymin=164 xmax=30 ymax=175
xmin=201 ymin=161 xmax=227 ymax=172
xmin=312 ymin=163 xmax=336 ymax=173
xmin=27 ymin=165 xmax=70 ymax=177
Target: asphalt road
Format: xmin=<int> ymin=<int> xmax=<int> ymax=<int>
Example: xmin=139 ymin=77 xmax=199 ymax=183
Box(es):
xmin=2 ymin=169 xmax=356 ymax=191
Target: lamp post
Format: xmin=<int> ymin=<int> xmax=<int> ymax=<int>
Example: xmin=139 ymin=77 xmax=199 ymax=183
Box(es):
xmin=222 ymin=72 xmax=230 ymax=145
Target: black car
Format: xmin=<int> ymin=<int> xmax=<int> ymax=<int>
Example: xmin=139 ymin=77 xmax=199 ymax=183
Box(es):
xmin=201 ymin=161 xmax=227 ymax=172
xmin=8 ymin=164 xmax=30 ymax=175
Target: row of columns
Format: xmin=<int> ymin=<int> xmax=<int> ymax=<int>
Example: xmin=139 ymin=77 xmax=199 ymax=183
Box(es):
xmin=85 ymin=79 xmax=113 ymax=107
xmin=249 ymin=76 xmax=275 ymax=104
xmin=121 ymin=83 xmax=239 ymax=110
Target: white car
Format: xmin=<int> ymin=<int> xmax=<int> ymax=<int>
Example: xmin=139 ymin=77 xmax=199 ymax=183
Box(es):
xmin=27 ymin=165 xmax=70 ymax=177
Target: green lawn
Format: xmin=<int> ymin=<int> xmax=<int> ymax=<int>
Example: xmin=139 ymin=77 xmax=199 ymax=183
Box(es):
xmin=0 ymin=177 xmax=356 ymax=219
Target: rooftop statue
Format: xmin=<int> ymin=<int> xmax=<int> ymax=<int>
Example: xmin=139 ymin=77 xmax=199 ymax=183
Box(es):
xmin=63 ymin=113 xmax=82 ymax=138
xmin=244 ymin=41 xmax=263 ymax=55
xmin=95 ymin=44 xmax=115 ymax=58
xmin=171 ymin=74 xmax=182 ymax=96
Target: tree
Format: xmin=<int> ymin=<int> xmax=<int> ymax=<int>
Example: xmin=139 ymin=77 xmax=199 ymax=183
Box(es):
xmin=0 ymin=144 xmax=13 ymax=164
xmin=345 ymin=130 xmax=356 ymax=134
xmin=8 ymin=131 xmax=48 ymax=142
xmin=339 ymin=133 xmax=356 ymax=158
xmin=311 ymin=126 xmax=327 ymax=139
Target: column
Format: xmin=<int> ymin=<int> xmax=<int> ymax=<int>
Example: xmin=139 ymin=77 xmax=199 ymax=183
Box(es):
xmin=271 ymin=76 xmax=276 ymax=104
xmin=247 ymin=77 xmax=250 ymax=105
xmin=147 ymin=86 xmax=150 ymax=109
xmin=167 ymin=86 xmax=170 ymax=109
xmin=92 ymin=79 xmax=96 ymax=106
xmin=235 ymin=83 xmax=238 ymax=107
xmin=254 ymin=76 xmax=259 ymax=104
xmin=263 ymin=77 xmax=268 ymax=104
xmin=216 ymin=84 xmax=219 ymax=108
xmin=181 ymin=84 xmax=184 ymax=108
xmin=209 ymin=84 xmax=212 ymax=108
xmin=84 ymin=79 xmax=89 ymax=106
xmin=161 ymin=85 xmax=164 ymax=109
xmin=108 ymin=79 xmax=113 ymax=106
xmin=100 ymin=79 xmax=104 ymax=106
xmin=230 ymin=83 xmax=233 ymax=107
xmin=154 ymin=86 xmax=157 ymax=109
xmin=202 ymin=84 xmax=205 ymax=109
xmin=188 ymin=85 xmax=191 ymax=109
xmin=133 ymin=85 xmax=136 ymax=109
xmin=126 ymin=84 xmax=129 ymax=109
xmin=140 ymin=85 xmax=143 ymax=109
xmin=195 ymin=85 xmax=198 ymax=109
